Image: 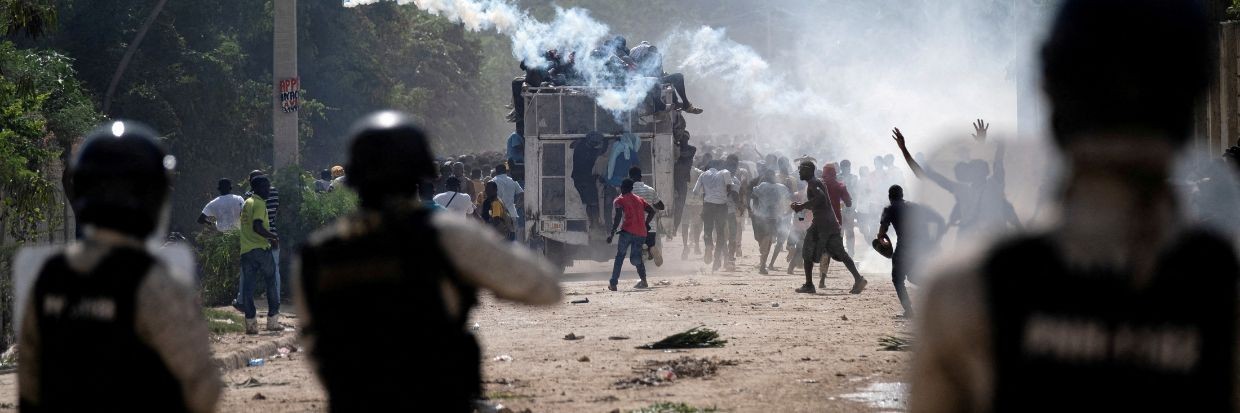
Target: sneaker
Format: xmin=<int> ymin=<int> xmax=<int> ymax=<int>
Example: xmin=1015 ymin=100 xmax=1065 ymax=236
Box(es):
xmin=795 ymin=284 xmax=817 ymax=294
xmin=849 ymin=278 xmax=868 ymax=294
xmin=651 ymin=246 xmax=664 ymax=267
xmin=683 ymin=104 xmax=704 ymax=114
xmin=231 ymin=299 xmax=243 ymax=313
xmin=634 ymin=280 xmax=649 ymax=289
xmin=505 ymin=109 xmax=517 ymax=122
xmin=608 ymin=283 xmax=618 ymax=291
xmin=245 ymin=318 xmax=259 ymax=335
xmin=758 ymin=266 xmax=768 ymax=275
xmin=266 ymin=314 xmax=283 ymax=331
xmin=818 ymin=280 xmax=826 ymax=289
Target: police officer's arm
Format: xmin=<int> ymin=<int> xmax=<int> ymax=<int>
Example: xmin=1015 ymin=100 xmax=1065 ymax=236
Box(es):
xmin=134 ymin=264 xmax=221 ymax=413
xmin=910 ymin=266 xmax=993 ymax=413
xmin=433 ymin=214 xmax=562 ymax=305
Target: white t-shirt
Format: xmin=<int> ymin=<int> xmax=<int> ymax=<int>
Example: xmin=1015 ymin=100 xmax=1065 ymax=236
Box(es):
xmin=492 ymin=174 xmax=524 ymax=218
xmin=201 ymin=194 xmax=245 ymax=231
xmin=433 ymin=191 xmax=475 ymax=216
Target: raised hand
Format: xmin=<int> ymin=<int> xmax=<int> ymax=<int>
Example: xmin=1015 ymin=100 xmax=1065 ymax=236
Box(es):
xmin=892 ymin=128 xmax=907 ymax=148
xmin=972 ymin=119 xmax=989 ymax=143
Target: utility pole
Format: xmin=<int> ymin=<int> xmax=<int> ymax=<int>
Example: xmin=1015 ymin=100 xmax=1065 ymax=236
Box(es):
xmin=273 ymin=0 xmax=299 ymax=170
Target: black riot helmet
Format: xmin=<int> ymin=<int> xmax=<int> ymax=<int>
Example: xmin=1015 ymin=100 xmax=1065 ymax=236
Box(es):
xmin=345 ymin=111 xmax=436 ymax=208
xmin=70 ymin=120 xmax=172 ymax=239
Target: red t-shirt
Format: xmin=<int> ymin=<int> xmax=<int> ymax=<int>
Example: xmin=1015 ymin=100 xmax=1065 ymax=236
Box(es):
xmin=613 ymin=193 xmax=651 ymax=237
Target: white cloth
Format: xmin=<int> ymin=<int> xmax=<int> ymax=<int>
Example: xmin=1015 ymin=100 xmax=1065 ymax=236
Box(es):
xmin=692 ymin=168 xmax=732 ymax=205
xmin=492 ymin=173 xmax=524 ymax=218
xmin=200 ymin=194 xmax=244 ymax=231
xmin=433 ymin=191 xmax=475 ymax=216
xmin=632 ymin=181 xmax=659 ymax=206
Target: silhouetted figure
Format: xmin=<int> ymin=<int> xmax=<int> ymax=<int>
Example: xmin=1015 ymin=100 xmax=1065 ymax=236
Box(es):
xmin=295 ymin=111 xmax=561 ymax=412
xmin=19 ymin=121 xmax=220 ymax=413
xmin=911 ymin=1 xmax=1238 ymax=411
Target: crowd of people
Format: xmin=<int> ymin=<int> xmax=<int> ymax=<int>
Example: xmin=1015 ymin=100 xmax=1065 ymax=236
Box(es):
xmin=14 ymin=0 xmax=1240 ymax=411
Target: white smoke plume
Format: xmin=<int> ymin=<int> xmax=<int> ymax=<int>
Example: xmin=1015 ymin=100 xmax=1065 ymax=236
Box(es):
xmin=342 ymin=0 xmax=827 ymax=119
xmin=669 ymin=26 xmax=831 ymax=118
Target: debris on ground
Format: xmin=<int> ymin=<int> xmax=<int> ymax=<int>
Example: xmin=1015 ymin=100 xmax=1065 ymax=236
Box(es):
xmin=571 ymin=298 xmax=590 ymax=304
xmin=678 ymin=279 xmax=701 ymax=287
xmin=593 ymin=395 xmax=621 ymax=403
xmin=578 ymin=355 xmax=591 ymax=362
xmin=627 ymin=402 xmax=718 ymax=413
xmin=487 ymin=377 xmax=522 ymax=386
xmin=614 ymin=356 xmax=738 ymax=389
xmin=655 ymin=280 xmax=673 ymax=286
xmin=879 ymin=334 xmax=915 ymax=351
xmin=770 ymin=302 xmax=780 ymax=308
xmin=608 ymin=336 xmax=630 ymax=341
xmin=235 ymin=377 xmax=290 ymax=388
xmin=493 ymin=354 xmax=514 ymax=362
xmin=235 ymin=377 xmax=263 ymax=388
xmin=637 ymin=327 xmax=727 ymax=349
xmin=799 ymin=379 xmax=818 ymax=384
xmin=246 ymin=358 xmax=265 ymax=367
xmin=840 ymin=315 xmax=849 ymax=321
xmin=251 ymin=392 xmax=267 ymax=400
xmin=564 ymin=333 xmax=583 ymax=340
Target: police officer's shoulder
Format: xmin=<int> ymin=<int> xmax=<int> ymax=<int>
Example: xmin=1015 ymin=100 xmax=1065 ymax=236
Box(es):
xmin=305 ymin=211 xmax=375 ymax=248
xmin=428 ymin=210 xmax=483 ymax=235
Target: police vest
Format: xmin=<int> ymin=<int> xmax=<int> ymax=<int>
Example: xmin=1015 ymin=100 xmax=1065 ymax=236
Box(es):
xmin=26 ymin=247 xmax=185 ymax=413
xmin=984 ymin=230 xmax=1238 ymax=412
xmin=299 ymin=208 xmax=479 ymax=413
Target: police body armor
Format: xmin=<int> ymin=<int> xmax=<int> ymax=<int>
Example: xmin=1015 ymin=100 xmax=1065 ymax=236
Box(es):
xmin=26 ymin=247 xmax=184 ymax=413
xmin=985 ymin=229 xmax=1238 ymax=412
xmin=299 ymin=208 xmax=479 ymax=412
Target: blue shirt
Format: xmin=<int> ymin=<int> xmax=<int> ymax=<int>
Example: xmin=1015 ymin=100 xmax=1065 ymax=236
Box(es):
xmin=507 ymin=132 xmax=524 ymax=163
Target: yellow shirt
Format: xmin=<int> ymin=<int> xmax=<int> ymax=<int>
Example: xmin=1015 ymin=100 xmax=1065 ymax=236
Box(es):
xmin=239 ymin=195 xmax=271 ymax=254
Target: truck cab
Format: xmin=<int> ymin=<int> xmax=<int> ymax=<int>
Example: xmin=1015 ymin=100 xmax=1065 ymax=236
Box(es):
xmin=522 ymin=84 xmax=677 ymax=270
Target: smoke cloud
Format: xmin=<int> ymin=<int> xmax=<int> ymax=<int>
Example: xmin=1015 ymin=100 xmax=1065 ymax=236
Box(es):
xmin=342 ymin=0 xmax=842 ymax=122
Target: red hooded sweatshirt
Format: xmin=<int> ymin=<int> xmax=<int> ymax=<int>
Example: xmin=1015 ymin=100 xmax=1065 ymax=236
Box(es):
xmin=822 ymin=164 xmax=852 ymax=223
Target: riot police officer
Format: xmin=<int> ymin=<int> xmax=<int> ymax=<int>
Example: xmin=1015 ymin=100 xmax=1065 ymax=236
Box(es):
xmin=294 ymin=111 xmax=562 ymax=412
xmin=18 ymin=120 xmax=219 ymax=413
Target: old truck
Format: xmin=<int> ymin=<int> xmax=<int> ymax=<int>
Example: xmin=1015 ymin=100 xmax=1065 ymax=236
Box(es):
xmin=521 ymin=84 xmax=677 ymax=270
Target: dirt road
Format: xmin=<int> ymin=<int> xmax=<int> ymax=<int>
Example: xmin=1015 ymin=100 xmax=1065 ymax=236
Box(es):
xmin=0 ymin=233 xmax=914 ymax=412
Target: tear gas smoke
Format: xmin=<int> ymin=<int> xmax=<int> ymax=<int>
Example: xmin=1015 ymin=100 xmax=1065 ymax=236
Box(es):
xmin=343 ymin=0 xmax=837 ymax=125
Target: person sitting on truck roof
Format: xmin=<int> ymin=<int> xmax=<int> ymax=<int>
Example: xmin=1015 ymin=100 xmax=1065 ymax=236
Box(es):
xmin=629 ymin=41 xmax=704 ymax=115
xmin=507 ymin=49 xmax=569 ymax=125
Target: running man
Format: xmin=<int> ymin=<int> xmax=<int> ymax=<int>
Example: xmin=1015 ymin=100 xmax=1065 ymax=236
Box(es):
xmin=877 ymin=185 xmax=945 ymax=318
xmin=608 ymin=179 xmax=658 ymax=291
xmin=790 ymin=160 xmax=867 ymax=294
